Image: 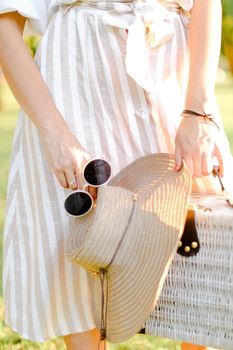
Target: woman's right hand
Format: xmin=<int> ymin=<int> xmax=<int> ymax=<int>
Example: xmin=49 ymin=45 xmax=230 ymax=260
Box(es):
xmin=39 ymin=126 xmax=95 ymax=193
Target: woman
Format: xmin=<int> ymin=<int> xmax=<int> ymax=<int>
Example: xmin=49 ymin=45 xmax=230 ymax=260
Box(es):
xmin=0 ymin=0 xmax=232 ymax=349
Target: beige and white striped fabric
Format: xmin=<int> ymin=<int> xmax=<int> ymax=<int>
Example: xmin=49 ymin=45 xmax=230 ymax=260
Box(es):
xmin=3 ymin=0 xmax=233 ymax=342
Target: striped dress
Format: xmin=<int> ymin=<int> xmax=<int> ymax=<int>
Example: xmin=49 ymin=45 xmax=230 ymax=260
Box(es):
xmin=2 ymin=0 xmax=233 ymax=342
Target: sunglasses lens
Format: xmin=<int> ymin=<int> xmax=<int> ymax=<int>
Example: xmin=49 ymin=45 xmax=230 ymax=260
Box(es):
xmin=64 ymin=191 xmax=93 ymax=216
xmin=84 ymin=159 xmax=111 ymax=186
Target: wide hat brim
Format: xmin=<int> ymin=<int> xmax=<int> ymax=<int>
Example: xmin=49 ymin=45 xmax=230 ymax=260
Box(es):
xmin=65 ymin=153 xmax=192 ymax=343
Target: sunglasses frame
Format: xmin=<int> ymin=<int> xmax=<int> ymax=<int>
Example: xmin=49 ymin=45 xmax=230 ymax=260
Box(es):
xmin=64 ymin=157 xmax=112 ymax=217
xmin=64 ymin=189 xmax=94 ymax=218
xmin=81 ymin=157 xmax=112 ymax=188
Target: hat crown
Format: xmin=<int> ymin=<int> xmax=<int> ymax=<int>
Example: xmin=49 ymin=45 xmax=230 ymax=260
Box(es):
xmin=67 ymin=186 xmax=135 ymax=271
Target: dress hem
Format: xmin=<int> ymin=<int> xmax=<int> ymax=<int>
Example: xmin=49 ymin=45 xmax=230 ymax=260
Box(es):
xmin=3 ymin=317 xmax=97 ymax=343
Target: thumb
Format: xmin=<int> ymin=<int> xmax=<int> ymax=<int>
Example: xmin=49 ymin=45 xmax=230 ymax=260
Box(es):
xmin=88 ymin=185 xmax=98 ymax=201
xmin=212 ymin=143 xmax=224 ymax=177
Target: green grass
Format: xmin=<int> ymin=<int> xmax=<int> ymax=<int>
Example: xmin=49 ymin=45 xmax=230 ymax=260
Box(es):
xmin=215 ymin=77 xmax=233 ymax=145
xmin=0 ymin=77 xmax=233 ymax=349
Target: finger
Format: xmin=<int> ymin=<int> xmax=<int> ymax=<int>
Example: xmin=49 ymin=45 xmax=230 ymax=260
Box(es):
xmin=213 ymin=144 xmax=224 ymax=177
xmin=82 ymin=185 xmax=97 ymax=202
xmin=79 ymin=154 xmax=92 ymax=173
xmin=193 ymin=156 xmax=202 ymax=178
xmin=64 ymin=170 xmax=79 ymax=190
xmin=183 ymin=156 xmax=194 ymax=177
xmin=202 ymin=152 xmax=213 ymax=176
xmin=87 ymin=185 xmax=98 ymax=201
xmin=54 ymin=169 xmax=69 ymax=189
xmin=74 ymin=168 xmax=86 ymax=190
xmin=174 ymin=145 xmax=183 ymax=171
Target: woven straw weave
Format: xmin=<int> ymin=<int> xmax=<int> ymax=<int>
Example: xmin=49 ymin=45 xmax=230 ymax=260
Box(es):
xmin=145 ymin=194 xmax=233 ymax=350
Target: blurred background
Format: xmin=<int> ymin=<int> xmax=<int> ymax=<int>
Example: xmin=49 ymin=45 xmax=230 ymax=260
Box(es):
xmin=0 ymin=2 xmax=233 ymax=349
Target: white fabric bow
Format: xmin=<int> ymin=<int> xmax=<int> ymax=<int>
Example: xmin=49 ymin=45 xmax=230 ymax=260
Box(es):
xmin=102 ymin=0 xmax=192 ymax=92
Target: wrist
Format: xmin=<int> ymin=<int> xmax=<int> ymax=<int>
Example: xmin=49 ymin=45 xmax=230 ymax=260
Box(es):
xmin=185 ymin=89 xmax=216 ymax=116
xmin=181 ymin=109 xmax=220 ymax=131
xmin=38 ymin=113 xmax=70 ymax=138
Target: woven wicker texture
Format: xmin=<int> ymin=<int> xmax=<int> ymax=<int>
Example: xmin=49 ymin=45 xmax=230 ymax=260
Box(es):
xmin=65 ymin=153 xmax=192 ymax=343
xmin=146 ymin=194 xmax=233 ymax=350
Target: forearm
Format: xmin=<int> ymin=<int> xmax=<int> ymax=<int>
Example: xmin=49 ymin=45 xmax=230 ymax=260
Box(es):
xmin=0 ymin=12 xmax=69 ymax=135
xmin=185 ymin=0 xmax=222 ymax=115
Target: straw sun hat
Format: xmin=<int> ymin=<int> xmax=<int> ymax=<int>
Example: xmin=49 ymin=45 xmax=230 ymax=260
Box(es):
xmin=65 ymin=153 xmax=192 ymax=343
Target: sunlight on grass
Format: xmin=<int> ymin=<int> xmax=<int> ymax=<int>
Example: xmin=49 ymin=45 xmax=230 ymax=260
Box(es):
xmin=216 ymin=77 xmax=233 ymax=148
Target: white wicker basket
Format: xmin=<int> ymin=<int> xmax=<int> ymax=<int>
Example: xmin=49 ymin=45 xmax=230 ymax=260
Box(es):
xmin=145 ymin=194 xmax=233 ymax=350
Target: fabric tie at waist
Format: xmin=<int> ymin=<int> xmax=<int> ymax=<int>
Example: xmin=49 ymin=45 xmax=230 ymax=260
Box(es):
xmin=59 ymin=0 xmax=192 ymax=93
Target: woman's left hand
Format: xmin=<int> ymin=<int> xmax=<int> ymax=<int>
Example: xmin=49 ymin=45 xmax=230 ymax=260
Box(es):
xmin=174 ymin=116 xmax=224 ymax=177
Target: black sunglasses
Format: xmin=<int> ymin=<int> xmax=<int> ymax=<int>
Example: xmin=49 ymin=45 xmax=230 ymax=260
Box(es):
xmin=64 ymin=158 xmax=111 ymax=217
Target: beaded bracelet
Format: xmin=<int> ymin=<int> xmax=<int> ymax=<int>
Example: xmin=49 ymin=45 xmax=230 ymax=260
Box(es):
xmin=182 ymin=109 xmax=220 ymax=131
